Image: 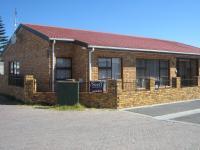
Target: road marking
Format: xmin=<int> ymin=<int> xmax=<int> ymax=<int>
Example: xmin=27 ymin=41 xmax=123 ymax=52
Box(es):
xmin=154 ymin=108 xmax=200 ymax=120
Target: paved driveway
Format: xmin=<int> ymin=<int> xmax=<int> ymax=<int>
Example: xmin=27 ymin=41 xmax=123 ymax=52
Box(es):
xmin=127 ymin=100 xmax=200 ymax=125
xmin=0 ymin=104 xmax=200 ymax=150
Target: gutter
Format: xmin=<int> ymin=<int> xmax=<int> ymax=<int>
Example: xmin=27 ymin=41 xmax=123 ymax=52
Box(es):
xmin=49 ymin=38 xmax=75 ymax=42
xmin=49 ymin=38 xmax=200 ymax=56
xmin=52 ymin=40 xmax=56 ymax=92
xmin=88 ymin=45 xmax=200 ymax=56
xmin=89 ymin=48 xmax=95 ymax=81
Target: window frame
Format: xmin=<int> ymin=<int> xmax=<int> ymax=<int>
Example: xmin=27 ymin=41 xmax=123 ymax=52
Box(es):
xmin=8 ymin=61 xmax=23 ymax=87
xmin=55 ymin=57 xmax=72 ymax=80
xmin=98 ymin=58 xmax=112 ymax=80
xmin=98 ymin=57 xmax=122 ymax=80
xmin=159 ymin=60 xmax=170 ymax=79
xmin=136 ymin=59 xmax=170 ymax=87
xmin=9 ymin=61 xmax=20 ymax=76
xmin=177 ymin=58 xmax=198 ymax=78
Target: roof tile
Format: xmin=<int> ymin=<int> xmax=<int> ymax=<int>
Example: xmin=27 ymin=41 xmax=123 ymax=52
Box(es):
xmin=23 ymin=24 xmax=200 ymax=54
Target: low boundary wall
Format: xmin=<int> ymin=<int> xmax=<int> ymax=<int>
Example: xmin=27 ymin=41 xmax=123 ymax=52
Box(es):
xmin=0 ymin=75 xmax=56 ymax=104
xmin=1 ymin=75 xmax=200 ymax=108
xmin=117 ymin=87 xmax=200 ymax=108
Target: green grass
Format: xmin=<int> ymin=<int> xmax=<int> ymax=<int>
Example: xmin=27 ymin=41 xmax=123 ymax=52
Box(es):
xmin=34 ymin=103 xmax=86 ymax=111
xmin=0 ymin=93 xmax=86 ymax=111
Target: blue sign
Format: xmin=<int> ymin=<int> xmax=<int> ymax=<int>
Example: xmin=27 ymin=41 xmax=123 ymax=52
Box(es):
xmin=90 ymin=81 xmax=104 ymax=93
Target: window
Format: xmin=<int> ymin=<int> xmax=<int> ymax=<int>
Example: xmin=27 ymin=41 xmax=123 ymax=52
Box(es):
xmin=0 ymin=61 xmax=4 ymax=75
xmin=8 ymin=61 xmax=23 ymax=87
xmin=56 ymin=58 xmax=72 ymax=80
xmin=9 ymin=61 xmax=20 ymax=75
xmin=177 ymin=58 xmax=198 ymax=87
xmin=98 ymin=58 xmax=121 ymax=80
xmin=136 ymin=59 xmax=169 ymax=88
xmin=159 ymin=60 xmax=169 ymax=86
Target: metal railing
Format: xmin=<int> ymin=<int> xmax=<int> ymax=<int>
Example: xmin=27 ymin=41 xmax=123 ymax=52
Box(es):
xmin=181 ymin=78 xmax=198 ymax=87
xmin=136 ymin=78 xmax=171 ymax=90
xmin=136 ymin=78 xmax=150 ymax=90
xmin=79 ymin=77 xmax=199 ymax=93
xmin=155 ymin=78 xmax=171 ymax=89
xmin=121 ymin=82 xmax=135 ymax=91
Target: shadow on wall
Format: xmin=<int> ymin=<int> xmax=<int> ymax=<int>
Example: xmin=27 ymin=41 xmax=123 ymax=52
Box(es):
xmin=0 ymin=94 xmax=24 ymax=105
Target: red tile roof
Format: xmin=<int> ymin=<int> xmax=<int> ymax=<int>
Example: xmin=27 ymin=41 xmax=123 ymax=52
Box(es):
xmin=23 ymin=24 xmax=200 ymax=55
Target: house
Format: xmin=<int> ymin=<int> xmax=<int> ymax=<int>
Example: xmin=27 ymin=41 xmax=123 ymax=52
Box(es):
xmin=0 ymin=23 xmax=200 ymax=108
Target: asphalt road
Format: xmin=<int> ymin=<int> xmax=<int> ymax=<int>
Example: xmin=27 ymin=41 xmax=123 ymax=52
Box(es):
xmin=174 ymin=113 xmax=200 ymax=124
xmin=127 ymin=100 xmax=200 ymax=125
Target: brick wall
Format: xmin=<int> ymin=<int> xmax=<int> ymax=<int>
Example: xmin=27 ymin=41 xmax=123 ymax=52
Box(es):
xmin=0 ymin=74 xmax=56 ymax=104
xmin=91 ymin=49 xmax=181 ymax=83
xmin=2 ymin=73 xmax=200 ymax=109
xmin=80 ymin=93 xmax=117 ymax=108
xmin=80 ymin=80 xmax=118 ymax=108
xmin=24 ymin=75 xmax=56 ymax=104
xmin=51 ymin=42 xmax=89 ymax=90
xmin=2 ymin=27 xmax=90 ymax=94
xmin=0 ymin=75 xmax=25 ymax=100
xmin=2 ymin=27 xmax=50 ymax=91
xmin=79 ymin=77 xmax=200 ymax=109
xmin=117 ymin=77 xmax=200 ymax=108
xmin=117 ymin=86 xmax=200 ymax=108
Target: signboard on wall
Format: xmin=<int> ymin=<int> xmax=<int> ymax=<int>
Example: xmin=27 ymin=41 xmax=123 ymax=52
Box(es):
xmin=89 ymin=81 xmax=104 ymax=93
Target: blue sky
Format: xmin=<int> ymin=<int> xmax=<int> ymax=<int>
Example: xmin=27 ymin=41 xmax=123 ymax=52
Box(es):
xmin=1 ymin=0 xmax=200 ymax=47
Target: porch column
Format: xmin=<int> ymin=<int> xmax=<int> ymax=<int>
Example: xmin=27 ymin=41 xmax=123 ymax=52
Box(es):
xmin=193 ymin=76 xmax=200 ymax=86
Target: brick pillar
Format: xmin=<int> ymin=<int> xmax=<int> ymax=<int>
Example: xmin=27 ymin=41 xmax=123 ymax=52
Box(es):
xmin=176 ymin=77 xmax=181 ymax=88
xmin=24 ymin=75 xmax=37 ymax=101
xmin=193 ymin=76 xmax=200 ymax=86
xmin=107 ymin=80 xmax=117 ymax=94
xmin=116 ymin=79 xmax=122 ymax=93
xmin=170 ymin=57 xmax=177 ymax=86
xmin=197 ymin=76 xmax=200 ymax=86
xmin=172 ymin=77 xmax=181 ymax=88
xmin=149 ymin=78 xmax=155 ymax=91
xmin=107 ymin=79 xmax=122 ymax=94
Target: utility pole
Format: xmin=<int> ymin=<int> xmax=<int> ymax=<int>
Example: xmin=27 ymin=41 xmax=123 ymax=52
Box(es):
xmin=14 ymin=8 xmax=17 ymax=31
